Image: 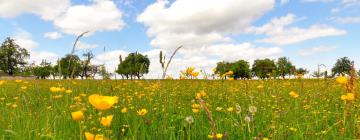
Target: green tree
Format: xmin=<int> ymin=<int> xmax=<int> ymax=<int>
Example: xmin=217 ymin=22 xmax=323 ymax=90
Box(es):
xmin=79 ymin=51 xmax=95 ymax=79
xmin=33 ymin=60 xmax=53 ymax=79
xmin=0 ymin=37 xmax=30 ymax=75
xmin=296 ymin=68 xmax=308 ymax=75
xmin=54 ymin=54 xmax=81 ymax=79
xmin=116 ymin=52 xmax=150 ymax=79
xmin=252 ymin=59 xmax=276 ymax=79
xmin=276 ymin=57 xmax=295 ymax=79
xmin=331 ymin=57 xmax=353 ymax=76
xmin=231 ymin=60 xmax=251 ymax=80
xmin=215 ymin=61 xmax=232 ymax=78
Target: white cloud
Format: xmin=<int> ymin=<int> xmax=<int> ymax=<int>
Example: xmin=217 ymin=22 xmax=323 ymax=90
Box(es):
xmin=342 ymin=0 xmax=360 ymax=7
xmin=44 ymin=32 xmax=63 ymax=40
xmin=76 ymin=42 xmax=98 ymax=50
xmin=0 ymin=0 xmax=70 ymax=20
xmin=135 ymin=0 xmax=281 ymax=78
xmin=138 ymin=0 xmax=275 ymax=49
xmin=13 ymin=30 xmax=58 ymax=65
xmin=331 ymin=17 xmax=360 ymax=24
xmin=302 ymin=0 xmax=333 ymax=3
xmin=54 ymin=0 xmax=125 ymax=35
xmin=247 ymin=13 xmax=347 ymax=45
xmin=280 ymin=0 xmax=290 ymax=5
xmin=298 ymin=46 xmax=337 ymax=56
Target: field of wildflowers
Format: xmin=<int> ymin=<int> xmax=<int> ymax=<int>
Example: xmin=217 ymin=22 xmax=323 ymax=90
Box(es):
xmin=0 ymin=77 xmax=359 ymax=140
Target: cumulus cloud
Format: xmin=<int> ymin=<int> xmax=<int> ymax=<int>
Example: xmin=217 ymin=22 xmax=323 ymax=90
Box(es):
xmin=247 ymin=13 xmax=347 ymax=45
xmin=44 ymin=32 xmax=63 ymax=40
xmin=298 ymin=46 xmax=337 ymax=56
xmin=53 ymin=0 xmax=125 ymax=35
xmin=13 ymin=30 xmax=58 ymax=65
xmin=331 ymin=16 xmax=360 ymax=24
xmin=76 ymin=42 xmax=98 ymax=50
xmin=138 ymin=0 xmax=275 ymax=49
xmin=0 ymin=0 xmax=70 ymax=20
xmin=135 ymin=0 xmax=283 ymax=78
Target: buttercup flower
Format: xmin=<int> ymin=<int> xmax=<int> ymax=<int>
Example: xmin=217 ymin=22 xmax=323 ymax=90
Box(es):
xmin=100 ymin=115 xmax=113 ymax=127
xmin=88 ymin=94 xmax=118 ymax=111
xmin=71 ymin=110 xmax=84 ymax=121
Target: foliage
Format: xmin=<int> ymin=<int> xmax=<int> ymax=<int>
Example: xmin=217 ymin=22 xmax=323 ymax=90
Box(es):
xmin=0 ymin=37 xmax=30 ymax=75
xmin=54 ymin=54 xmax=81 ymax=79
xmin=332 ymin=57 xmax=353 ymax=76
xmin=33 ymin=60 xmax=53 ymax=79
xmin=276 ymin=57 xmax=295 ymax=79
xmin=116 ymin=52 xmax=150 ymax=79
xmin=252 ymin=58 xmax=277 ymax=79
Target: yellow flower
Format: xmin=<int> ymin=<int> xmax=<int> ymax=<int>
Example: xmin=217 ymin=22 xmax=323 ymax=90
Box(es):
xmin=208 ymin=133 xmax=223 ymax=139
xmin=121 ymin=107 xmax=128 ymax=113
xmin=225 ymin=71 xmax=234 ymax=75
xmin=227 ymin=107 xmax=234 ymax=112
xmin=65 ymin=90 xmax=73 ymax=94
xmin=94 ymin=135 xmax=104 ymax=140
xmin=216 ymin=107 xmax=223 ymax=112
xmin=341 ymin=93 xmax=355 ymax=101
xmin=88 ymin=94 xmax=118 ymax=111
xmin=0 ymin=80 xmax=5 ymax=86
xmin=71 ymin=110 xmax=84 ymax=121
xmin=289 ymin=91 xmax=299 ymax=98
xmin=137 ymin=108 xmax=148 ymax=116
xmin=336 ymin=76 xmax=348 ymax=85
xmin=50 ymin=87 xmax=66 ymax=93
xmin=257 ymin=85 xmax=264 ymax=89
xmin=15 ymin=80 xmax=22 ymax=83
xmin=186 ymin=67 xmax=195 ymax=74
xmin=100 ymin=115 xmax=113 ymax=127
xmin=20 ymin=86 xmax=27 ymax=90
xmin=191 ymin=104 xmax=201 ymax=109
xmin=191 ymin=72 xmax=200 ymax=77
xmin=192 ymin=108 xmax=200 ymax=113
xmin=85 ymin=132 xmax=95 ymax=140
xmin=263 ymin=138 xmax=269 ymax=140
xmin=228 ymin=77 xmax=234 ymax=81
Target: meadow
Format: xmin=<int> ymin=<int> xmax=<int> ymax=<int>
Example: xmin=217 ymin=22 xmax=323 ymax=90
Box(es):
xmin=0 ymin=78 xmax=358 ymax=140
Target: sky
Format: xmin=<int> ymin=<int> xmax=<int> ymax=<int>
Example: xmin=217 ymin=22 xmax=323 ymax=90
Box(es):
xmin=0 ymin=0 xmax=359 ymax=78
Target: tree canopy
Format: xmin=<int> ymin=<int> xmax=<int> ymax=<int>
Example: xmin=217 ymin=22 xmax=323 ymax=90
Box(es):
xmin=116 ymin=52 xmax=150 ymax=79
xmin=252 ymin=59 xmax=277 ymax=79
xmin=332 ymin=57 xmax=353 ymax=76
xmin=0 ymin=37 xmax=30 ymax=75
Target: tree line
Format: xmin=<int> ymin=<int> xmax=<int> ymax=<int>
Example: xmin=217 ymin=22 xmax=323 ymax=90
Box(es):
xmin=0 ymin=37 xmax=356 ymax=80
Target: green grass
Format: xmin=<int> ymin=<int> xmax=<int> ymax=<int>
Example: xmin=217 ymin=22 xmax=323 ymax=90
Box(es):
xmin=0 ymin=79 xmax=359 ymax=140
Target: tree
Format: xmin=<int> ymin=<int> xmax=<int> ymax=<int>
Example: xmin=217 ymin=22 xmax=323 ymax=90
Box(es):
xmin=231 ymin=60 xmax=251 ymax=80
xmin=33 ymin=60 xmax=53 ymax=79
xmin=116 ymin=52 xmax=150 ymax=79
xmin=296 ymin=68 xmax=308 ymax=75
xmin=332 ymin=57 xmax=353 ymax=76
xmin=252 ymin=59 xmax=276 ymax=79
xmin=0 ymin=37 xmax=30 ymax=75
xmin=215 ymin=61 xmax=232 ymax=78
xmin=54 ymin=54 xmax=81 ymax=79
xmin=276 ymin=57 xmax=295 ymax=79
xmin=79 ymin=51 xmax=95 ymax=79
xmin=99 ymin=65 xmax=111 ymax=79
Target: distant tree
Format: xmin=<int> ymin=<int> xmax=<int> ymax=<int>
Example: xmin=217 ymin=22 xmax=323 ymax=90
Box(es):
xmin=33 ymin=60 xmax=52 ymax=79
xmin=99 ymin=65 xmax=111 ymax=79
xmin=332 ymin=57 xmax=353 ymax=76
xmin=252 ymin=59 xmax=276 ymax=79
xmin=116 ymin=52 xmax=150 ymax=79
xmin=276 ymin=57 xmax=295 ymax=79
xmin=215 ymin=61 xmax=232 ymax=78
xmin=296 ymin=68 xmax=308 ymax=75
xmin=0 ymin=37 xmax=30 ymax=75
xmin=54 ymin=54 xmax=81 ymax=79
xmin=312 ymin=71 xmax=324 ymax=78
xmin=231 ymin=60 xmax=251 ymax=80
xmin=79 ymin=51 xmax=95 ymax=79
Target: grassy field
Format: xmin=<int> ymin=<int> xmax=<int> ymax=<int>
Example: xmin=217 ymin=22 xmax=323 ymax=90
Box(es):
xmin=0 ymin=78 xmax=359 ymax=140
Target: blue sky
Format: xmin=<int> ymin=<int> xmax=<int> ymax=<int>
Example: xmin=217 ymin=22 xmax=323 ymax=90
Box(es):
xmin=0 ymin=0 xmax=359 ymax=78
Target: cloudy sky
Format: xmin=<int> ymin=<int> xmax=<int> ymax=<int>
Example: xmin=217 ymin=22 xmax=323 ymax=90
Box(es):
xmin=0 ymin=0 xmax=359 ymax=78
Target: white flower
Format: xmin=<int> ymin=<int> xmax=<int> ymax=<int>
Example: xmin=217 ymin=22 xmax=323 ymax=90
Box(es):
xmin=248 ymin=106 xmax=257 ymax=113
xmin=185 ymin=116 xmax=194 ymax=124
